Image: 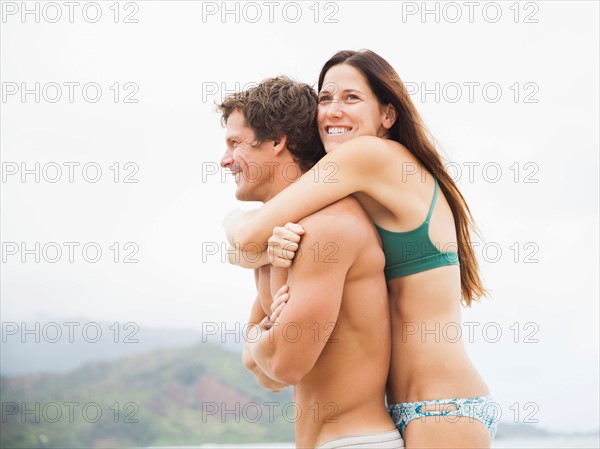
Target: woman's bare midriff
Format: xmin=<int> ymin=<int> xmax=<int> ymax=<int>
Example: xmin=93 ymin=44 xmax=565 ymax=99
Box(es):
xmin=385 ymin=265 xmax=490 ymax=404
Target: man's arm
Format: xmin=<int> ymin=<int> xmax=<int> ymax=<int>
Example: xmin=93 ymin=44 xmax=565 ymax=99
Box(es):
xmin=242 ymin=270 xmax=290 ymax=392
xmin=247 ymin=210 xmax=358 ymax=385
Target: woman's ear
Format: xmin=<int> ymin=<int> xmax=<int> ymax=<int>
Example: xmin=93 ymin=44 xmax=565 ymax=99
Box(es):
xmin=383 ymin=104 xmax=397 ymax=129
xmin=273 ymin=135 xmax=288 ymax=155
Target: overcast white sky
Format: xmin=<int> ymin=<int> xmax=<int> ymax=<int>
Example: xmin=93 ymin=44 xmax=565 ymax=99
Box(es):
xmin=1 ymin=0 xmax=598 ymax=434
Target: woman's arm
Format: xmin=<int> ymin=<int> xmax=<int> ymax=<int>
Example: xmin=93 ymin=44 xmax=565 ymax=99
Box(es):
xmin=224 ymin=210 xmax=271 ymax=269
xmin=225 ymin=135 xmax=391 ymax=250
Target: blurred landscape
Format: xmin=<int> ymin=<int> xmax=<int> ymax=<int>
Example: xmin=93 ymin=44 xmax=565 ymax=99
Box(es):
xmin=2 ymin=0 xmax=599 ymax=447
xmin=1 ymin=323 xmax=293 ymax=448
xmin=1 ymin=321 xmax=598 ymax=448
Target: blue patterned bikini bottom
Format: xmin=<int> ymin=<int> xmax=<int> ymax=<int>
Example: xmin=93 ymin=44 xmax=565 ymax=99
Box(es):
xmin=387 ymin=395 xmax=498 ymax=440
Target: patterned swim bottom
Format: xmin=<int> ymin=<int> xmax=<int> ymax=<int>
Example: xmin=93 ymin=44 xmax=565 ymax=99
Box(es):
xmin=387 ymin=395 xmax=498 ymax=440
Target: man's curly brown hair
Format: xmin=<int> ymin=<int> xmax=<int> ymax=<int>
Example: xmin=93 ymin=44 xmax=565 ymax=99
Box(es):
xmin=217 ymin=76 xmax=325 ymax=172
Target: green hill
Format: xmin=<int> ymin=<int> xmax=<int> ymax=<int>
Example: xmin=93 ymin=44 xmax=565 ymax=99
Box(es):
xmin=0 ymin=320 xmax=223 ymax=376
xmin=0 ymin=342 xmax=294 ymax=448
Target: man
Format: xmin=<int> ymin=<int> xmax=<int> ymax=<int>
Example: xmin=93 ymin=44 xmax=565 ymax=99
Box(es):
xmin=218 ymin=77 xmax=403 ymax=449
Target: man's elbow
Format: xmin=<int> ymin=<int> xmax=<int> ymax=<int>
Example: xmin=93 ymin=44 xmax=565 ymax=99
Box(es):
xmin=242 ymin=349 xmax=257 ymax=372
xmin=227 ymin=250 xmax=239 ymax=266
xmin=243 ymin=352 xmax=289 ymax=392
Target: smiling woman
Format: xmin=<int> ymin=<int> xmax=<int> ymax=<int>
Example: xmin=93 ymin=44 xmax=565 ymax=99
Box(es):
xmin=2 ymin=0 xmax=598 ymax=446
xmin=218 ymin=75 xmax=403 ymax=449
xmin=225 ymin=49 xmax=497 ymax=448
xmin=318 ymin=64 xmax=397 ymax=151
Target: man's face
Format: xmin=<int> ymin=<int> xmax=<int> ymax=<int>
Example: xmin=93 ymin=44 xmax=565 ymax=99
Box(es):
xmin=220 ymin=110 xmax=275 ymax=202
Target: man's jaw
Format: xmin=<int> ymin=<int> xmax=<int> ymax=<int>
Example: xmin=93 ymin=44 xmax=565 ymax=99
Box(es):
xmin=228 ymin=166 xmax=242 ymax=183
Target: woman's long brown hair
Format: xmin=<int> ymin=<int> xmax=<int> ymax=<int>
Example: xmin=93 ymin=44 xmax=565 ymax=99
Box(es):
xmin=318 ymin=50 xmax=487 ymax=305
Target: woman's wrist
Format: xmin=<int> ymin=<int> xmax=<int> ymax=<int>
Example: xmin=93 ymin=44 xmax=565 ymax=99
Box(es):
xmin=227 ymin=244 xmax=270 ymax=268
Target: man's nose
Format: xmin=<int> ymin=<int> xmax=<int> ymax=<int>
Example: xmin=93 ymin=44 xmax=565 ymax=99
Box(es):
xmin=220 ymin=148 xmax=234 ymax=168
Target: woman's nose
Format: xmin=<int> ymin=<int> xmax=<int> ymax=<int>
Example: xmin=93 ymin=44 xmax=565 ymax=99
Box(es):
xmin=326 ymin=100 xmax=343 ymax=119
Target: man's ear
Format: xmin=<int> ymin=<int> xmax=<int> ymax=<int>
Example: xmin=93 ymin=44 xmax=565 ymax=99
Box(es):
xmin=273 ymin=135 xmax=288 ymax=156
xmin=382 ymin=104 xmax=397 ymax=129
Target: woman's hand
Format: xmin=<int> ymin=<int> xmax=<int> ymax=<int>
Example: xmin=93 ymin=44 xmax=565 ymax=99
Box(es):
xmin=268 ymin=223 xmax=304 ymax=268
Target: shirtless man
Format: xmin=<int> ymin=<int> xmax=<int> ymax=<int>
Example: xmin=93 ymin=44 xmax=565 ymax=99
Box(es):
xmin=218 ymin=77 xmax=403 ymax=449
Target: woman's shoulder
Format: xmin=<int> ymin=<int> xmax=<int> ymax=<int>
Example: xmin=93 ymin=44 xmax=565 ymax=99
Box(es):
xmin=332 ymin=136 xmax=412 ymax=164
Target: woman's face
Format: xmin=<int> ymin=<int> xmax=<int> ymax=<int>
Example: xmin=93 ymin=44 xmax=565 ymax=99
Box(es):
xmin=318 ymin=64 xmax=392 ymax=153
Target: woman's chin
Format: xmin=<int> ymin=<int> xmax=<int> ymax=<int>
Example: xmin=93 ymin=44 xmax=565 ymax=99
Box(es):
xmin=324 ymin=141 xmax=344 ymax=153
xmin=323 ymin=133 xmax=356 ymax=153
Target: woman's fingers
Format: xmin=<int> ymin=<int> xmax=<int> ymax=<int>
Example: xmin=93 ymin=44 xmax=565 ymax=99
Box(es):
xmin=270 ymin=285 xmax=290 ymax=322
xmin=275 ymin=284 xmax=289 ymax=296
xmin=271 ymin=256 xmax=293 ymax=268
xmin=271 ymin=292 xmax=289 ymax=311
xmin=283 ymin=222 xmax=305 ymax=237
xmin=270 ymin=289 xmax=289 ymax=314
xmin=268 ymin=223 xmax=304 ymax=266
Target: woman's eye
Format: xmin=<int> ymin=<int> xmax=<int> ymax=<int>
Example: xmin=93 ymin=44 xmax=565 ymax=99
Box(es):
xmin=346 ymin=94 xmax=359 ymax=101
xmin=318 ymin=96 xmax=332 ymax=103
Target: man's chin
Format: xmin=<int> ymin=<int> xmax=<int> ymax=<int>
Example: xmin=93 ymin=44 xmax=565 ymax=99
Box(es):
xmin=235 ymin=188 xmax=255 ymax=202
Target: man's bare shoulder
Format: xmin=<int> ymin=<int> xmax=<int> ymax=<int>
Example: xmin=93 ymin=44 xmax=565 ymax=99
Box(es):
xmin=296 ymin=197 xmax=374 ymax=244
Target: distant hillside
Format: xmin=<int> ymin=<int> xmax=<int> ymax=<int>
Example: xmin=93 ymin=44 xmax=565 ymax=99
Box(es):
xmin=2 ymin=327 xmax=588 ymax=448
xmin=1 ymin=320 xmax=242 ymax=376
xmin=0 ymin=342 xmax=294 ymax=448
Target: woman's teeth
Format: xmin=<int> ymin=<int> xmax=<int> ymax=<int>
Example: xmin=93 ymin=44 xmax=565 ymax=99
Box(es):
xmin=328 ymin=127 xmax=351 ymax=135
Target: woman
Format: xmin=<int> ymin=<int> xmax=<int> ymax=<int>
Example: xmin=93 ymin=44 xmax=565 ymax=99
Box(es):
xmin=225 ymin=50 xmax=498 ymax=448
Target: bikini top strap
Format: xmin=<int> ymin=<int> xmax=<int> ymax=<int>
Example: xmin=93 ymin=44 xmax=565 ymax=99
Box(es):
xmin=424 ymin=178 xmax=439 ymax=224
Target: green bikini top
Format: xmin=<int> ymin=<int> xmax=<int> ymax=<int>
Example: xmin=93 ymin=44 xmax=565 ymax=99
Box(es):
xmin=374 ymin=179 xmax=460 ymax=280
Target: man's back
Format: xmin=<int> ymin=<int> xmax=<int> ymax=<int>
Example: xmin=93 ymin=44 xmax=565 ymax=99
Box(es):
xmin=257 ymin=196 xmax=394 ymax=448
